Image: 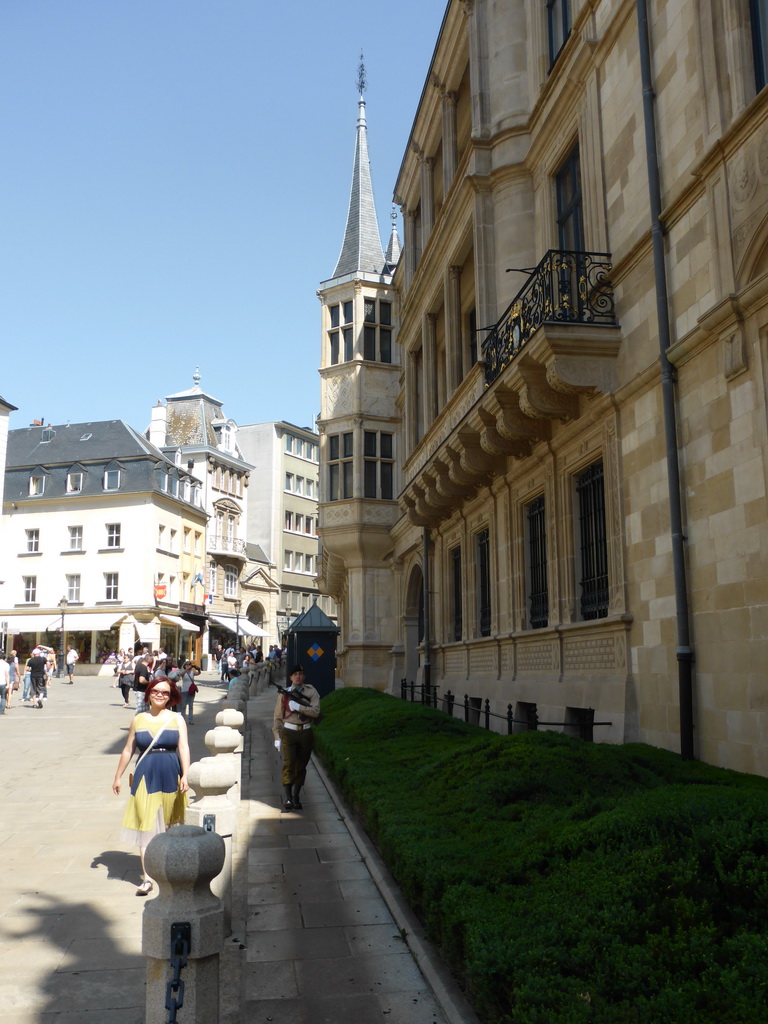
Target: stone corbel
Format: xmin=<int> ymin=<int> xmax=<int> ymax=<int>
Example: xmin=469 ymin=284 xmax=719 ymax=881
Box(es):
xmin=514 ymin=357 xmax=579 ymax=421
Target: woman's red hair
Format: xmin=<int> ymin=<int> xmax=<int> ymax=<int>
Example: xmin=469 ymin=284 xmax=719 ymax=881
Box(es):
xmin=145 ymin=675 xmax=181 ymax=708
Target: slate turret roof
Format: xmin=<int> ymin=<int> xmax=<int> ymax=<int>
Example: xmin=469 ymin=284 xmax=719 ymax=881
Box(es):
xmin=331 ymin=93 xmax=386 ymax=279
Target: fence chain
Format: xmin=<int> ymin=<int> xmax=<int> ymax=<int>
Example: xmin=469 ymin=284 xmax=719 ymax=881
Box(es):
xmin=165 ymin=921 xmax=191 ymax=1023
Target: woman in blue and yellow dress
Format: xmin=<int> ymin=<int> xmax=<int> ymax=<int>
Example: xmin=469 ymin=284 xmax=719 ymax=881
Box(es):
xmin=112 ymin=675 xmax=190 ymax=895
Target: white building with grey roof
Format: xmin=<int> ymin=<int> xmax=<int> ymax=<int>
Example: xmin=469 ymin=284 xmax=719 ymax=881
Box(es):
xmin=0 ymin=418 xmax=208 ymax=669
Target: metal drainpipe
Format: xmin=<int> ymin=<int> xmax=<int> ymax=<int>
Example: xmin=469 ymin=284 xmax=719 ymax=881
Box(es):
xmin=422 ymin=527 xmax=431 ymax=693
xmin=636 ymin=0 xmax=695 ymax=759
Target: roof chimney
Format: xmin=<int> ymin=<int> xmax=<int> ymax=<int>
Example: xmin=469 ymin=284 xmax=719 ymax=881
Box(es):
xmin=148 ymin=402 xmax=167 ymax=448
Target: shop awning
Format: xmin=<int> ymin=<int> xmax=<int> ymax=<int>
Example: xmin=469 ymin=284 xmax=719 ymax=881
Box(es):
xmin=2 ymin=612 xmax=126 ymax=632
xmin=2 ymin=614 xmax=63 ymax=633
xmin=53 ymin=613 xmax=127 ymax=631
xmin=159 ymin=614 xmax=201 ymax=633
xmin=209 ymin=613 xmax=270 ymax=638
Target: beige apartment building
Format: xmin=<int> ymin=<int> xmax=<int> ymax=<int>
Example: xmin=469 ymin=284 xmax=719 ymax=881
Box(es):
xmin=318 ymin=0 xmax=768 ymax=775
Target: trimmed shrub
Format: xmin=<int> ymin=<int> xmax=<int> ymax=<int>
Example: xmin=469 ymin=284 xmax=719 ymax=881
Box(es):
xmin=315 ymin=689 xmax=768 ymax=1023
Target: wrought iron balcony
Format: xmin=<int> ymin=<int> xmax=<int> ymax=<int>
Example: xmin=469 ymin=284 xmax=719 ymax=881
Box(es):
xmin=482 ymin=249 xmax=617 ymax=386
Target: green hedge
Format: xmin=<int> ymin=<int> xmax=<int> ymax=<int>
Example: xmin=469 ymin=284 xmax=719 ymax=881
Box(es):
xmin=314 ymin=688 xmax=768 ymax=1023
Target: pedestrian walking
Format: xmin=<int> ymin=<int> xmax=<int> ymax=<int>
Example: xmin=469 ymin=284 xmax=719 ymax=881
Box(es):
xmin=0 ymin=653 xmax=9 ymax=716
xmin=27 ymin=648 xmax=48 ymax=709
xmin=112 ymin=676 xmax=190 ymax=895
xmin=178 ymin=661 xmax=201 ymax=724
xmin=65 ymin=645 xmax=79 ymax=684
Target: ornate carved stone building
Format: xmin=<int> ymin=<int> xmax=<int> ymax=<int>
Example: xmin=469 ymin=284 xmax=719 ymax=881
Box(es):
xmin=319 ymin=0 xmax=768 ymax=776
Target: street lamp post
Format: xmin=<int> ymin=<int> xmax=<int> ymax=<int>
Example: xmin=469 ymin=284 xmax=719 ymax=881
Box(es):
xmin=58 ymin=596 xmax=68 ymax=678
xmin=234 ymin=599 xmax=241 ymax=648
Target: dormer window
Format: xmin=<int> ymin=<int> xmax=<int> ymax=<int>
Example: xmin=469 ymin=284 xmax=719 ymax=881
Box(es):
xmin=67 ymin=471 xmax=84 ymax=493
xmin=174 ymin=449 xmax=182 ymax=467
xmin=29 ymin=474 xmax=45 ymax=496
xmin=103 ymin=469 xmax=121 ymax=491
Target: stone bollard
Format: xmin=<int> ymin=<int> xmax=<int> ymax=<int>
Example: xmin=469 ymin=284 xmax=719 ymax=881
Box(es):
xmin=142 ymin=825 xmax=225 ymax=1024
xmin=215 ymin=708 xmax=244 ymax=752
xmin=186 ymin=757 xmax=238 ymax=936
xmin=205 ymin=722 xmax=243 ymax=803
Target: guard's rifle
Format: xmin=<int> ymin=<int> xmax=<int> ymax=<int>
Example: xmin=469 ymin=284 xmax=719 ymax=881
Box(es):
xmin=268 ymin=680 xmax=313 ymax=708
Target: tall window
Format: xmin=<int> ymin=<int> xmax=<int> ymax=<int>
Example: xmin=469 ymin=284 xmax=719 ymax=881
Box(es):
xmin=576 ymin=461 xmax=608 ymax=620
xmin=751 ymin=0 xmax=768 ymax=90
xmin=284 ymin=550 xmax=293 ymax=571
xmin=556 ymin=146 xmax=583 ymax=252
xmin=104 ymin=573 xmax=119 ymax=600
xmin=25 ymin=529 xmax=39 ymax=553
xmin=285 ymin=433 xmax=293 ymax=452
xmin=107 ymin=523 xmax=121 ymax=548
xmin=363 ymin=298 xmax=393 ymax=363
xmin=285 ymin=511 xmax=293 ymax=531
xmin=363 ymin=432 xmax=394 ymax=499
xmin=224 ymin=566 xmax=238 ymax=598
xmin=476 ymin=528 xmax=491 ymax=637
xmin=183 ymin=528 xmax=191 ymax=553
xmin=23 ymin=576 xmax=37 ymax=603
xmin=526 ymin=496 xmax=549 ymax=628
xmin=451 ymin=546 xmax=463 ymax=641
xmin=209 ymin=563 xmax=218 ymax=595
xmin=29 ymin=474 xmax=45 ymax=496
xmin=285 ymin=472 xmax=294 ymax=492
xmin=67 ymin=574 xmax=81 ymax=602
xmin=547 ymin=0 xmax=571 ymax=65
xmin=328 ymin=432 xmax=353 ymax=500
xmin=69 ymin=526 xmax=83 ymax=551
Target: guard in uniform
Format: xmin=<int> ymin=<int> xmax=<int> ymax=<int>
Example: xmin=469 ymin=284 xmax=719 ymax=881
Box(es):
xmin=272 ymin=664 xmax=321 ymax=810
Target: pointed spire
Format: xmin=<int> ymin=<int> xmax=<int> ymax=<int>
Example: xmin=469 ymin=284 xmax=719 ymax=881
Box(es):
xmin=331 ymin=53 xmax=386 ymax=279
xmin=385 ymin=206 xmax=402 ymax=269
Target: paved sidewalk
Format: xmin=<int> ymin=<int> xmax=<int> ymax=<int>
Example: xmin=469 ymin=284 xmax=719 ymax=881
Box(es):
xmin=241 ymin=691 xmax=463 ymax=1024
xmin=0 ymin=673 xmax=475 ymax=1024
xmin=0 ymin=671 xmax=227 ymax=1024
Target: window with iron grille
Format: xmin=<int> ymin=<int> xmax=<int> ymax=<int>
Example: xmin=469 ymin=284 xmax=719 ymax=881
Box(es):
xmin=451 ymin=546 xmax=462 ymax=641
xmin=576 ymin=461 xmax=608 ymax=620
xmin=526 ymin=495 xmax=549 ymax=628
xmin=476 ymin=528 xmax=491 ymax=637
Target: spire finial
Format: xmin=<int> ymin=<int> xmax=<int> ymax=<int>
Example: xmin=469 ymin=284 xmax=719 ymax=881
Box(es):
xmin=357 ymin=50 xmax=367 ymax=97
xmin=193 ymin=366 xmax=201 ymax=388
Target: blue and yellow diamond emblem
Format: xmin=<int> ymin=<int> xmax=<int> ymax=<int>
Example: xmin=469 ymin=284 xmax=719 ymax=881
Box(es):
xmin=307 ymin=643 xmax=324 ymax=661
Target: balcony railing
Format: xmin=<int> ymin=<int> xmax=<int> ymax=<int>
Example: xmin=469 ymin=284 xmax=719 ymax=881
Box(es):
xmin=482 ymin=249 xmax=617 ymax=386
xmin=208 ymin=535 xmax=247 ymax=557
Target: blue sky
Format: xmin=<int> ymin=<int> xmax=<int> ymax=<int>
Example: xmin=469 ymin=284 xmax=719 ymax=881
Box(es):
xmin=1 ymin=0 xmax=446 ymax=434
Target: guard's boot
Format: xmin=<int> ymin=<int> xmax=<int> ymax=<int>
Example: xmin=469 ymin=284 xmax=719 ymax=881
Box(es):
xmin=292 ymin=785 xmax=303 ymax=810
xmin=282 ymin=784 xmax=294 ymax=810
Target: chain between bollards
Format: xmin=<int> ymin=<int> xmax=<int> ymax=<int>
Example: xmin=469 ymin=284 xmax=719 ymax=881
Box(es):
xmin=165 ymin=921 xmax=191 ymax=1023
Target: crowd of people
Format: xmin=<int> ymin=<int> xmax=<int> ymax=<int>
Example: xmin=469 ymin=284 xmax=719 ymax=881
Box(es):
xmin=0 ymin=645 xmax=74 ymax=712
xmin=2 ymin=634 xmax=320 ymax=899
